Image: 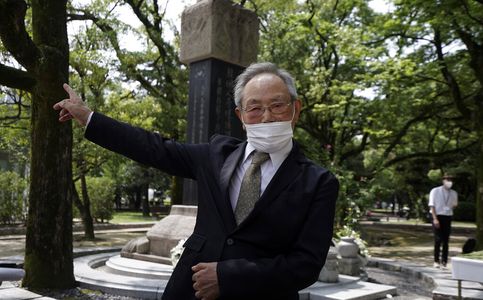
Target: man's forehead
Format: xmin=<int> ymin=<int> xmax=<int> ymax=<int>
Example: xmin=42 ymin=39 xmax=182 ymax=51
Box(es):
xmin=245 ymin=95 xmax=287 ymax=104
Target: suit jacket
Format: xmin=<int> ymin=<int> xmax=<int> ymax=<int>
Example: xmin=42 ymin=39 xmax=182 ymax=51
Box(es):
xmin=85 ymin=112 xmax=339 ymax=300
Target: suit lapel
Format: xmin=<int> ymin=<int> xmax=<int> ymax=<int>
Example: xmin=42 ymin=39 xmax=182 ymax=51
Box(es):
xmin=218 ymin=142 xmax=246 ymax=232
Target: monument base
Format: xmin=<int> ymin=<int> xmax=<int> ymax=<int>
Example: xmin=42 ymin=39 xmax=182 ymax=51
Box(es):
xmin=121 ymin=205 xmax=197 ymax=264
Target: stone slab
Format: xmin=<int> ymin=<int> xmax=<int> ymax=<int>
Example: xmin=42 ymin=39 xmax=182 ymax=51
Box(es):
xmin=0 ymin=286 xmax=56 ymax=299
xmin=0 ymin=281 xmax=16 ymax=289
xmin=105 ymin=255 xmax=172 ymax=279
xmin=75 ymin=252 xmax=167 ymax=299
xmin=369 ymin=257 xmax=483 ymax=300
xmin=301 ymin=278 xmax=397 ymax=300
xmin=433 ymin=286 xmax=483 ymax=300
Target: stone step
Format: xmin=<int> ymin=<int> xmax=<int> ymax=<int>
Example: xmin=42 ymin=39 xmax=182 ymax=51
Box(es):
xmin=301 ymin=275 xmax=397 ymax=300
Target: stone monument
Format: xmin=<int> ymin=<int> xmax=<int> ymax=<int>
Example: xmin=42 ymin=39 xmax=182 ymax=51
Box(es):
xmin=180 ymin=0 xmax=259 ymax=205
xmin=121 ymin=0 xmax=259 ymax=263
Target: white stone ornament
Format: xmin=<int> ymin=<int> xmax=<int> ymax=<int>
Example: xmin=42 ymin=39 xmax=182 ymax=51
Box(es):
xmin=337 ymin=237 xmax=359 ymax=258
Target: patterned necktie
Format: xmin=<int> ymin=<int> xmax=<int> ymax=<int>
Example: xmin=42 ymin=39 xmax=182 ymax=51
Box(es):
xmin=235 ymin=151 xmax=270 ymax=225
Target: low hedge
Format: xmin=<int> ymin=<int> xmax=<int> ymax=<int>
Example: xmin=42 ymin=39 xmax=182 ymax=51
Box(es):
xmin=453 ymin=201 xmax=476 ymax=222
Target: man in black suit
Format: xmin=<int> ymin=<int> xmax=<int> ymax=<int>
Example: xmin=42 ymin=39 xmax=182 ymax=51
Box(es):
xmin=54 ymin=62 xmax=339 ymax=300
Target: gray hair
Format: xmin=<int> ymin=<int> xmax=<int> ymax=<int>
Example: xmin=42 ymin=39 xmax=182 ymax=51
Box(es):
xmin=233 ymin=62 xmax=298 ymax=107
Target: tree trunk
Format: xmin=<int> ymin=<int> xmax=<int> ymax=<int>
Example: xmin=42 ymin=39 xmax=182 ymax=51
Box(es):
xmin=171 ymin=176 xmax=183 ymax=205
xmin=142 ymin=183 xmax=150 ymax=217
xmin=476 ymin=94 xmax=483 ymax=250
xmin=135 ymin=187 xmax=141 ymax=210
xmin=114 ymin=186 xmax=122 ymax=209
xmin=80 ymin=175 xmax=95 ymax=239
xmin=22 ymin=0 xmax=75 ymax=288
xmin=72 ymin=181 xmax=95 ymax=240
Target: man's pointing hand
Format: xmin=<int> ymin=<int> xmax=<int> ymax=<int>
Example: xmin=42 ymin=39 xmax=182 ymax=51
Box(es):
xmin=53 ymin=83 xmax=92 ymax=126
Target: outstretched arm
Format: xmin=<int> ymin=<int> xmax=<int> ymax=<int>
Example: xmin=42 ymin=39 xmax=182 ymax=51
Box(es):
xmin=53 ymin=84 xmax=92 ymax=126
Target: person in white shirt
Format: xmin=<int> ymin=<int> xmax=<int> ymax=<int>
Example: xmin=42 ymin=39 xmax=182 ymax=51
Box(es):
xmin=428 ymin=174 xmax=458 ymax=269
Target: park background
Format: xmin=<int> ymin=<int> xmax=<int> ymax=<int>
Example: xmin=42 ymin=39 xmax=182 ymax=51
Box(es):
xmin=0 ymin=0 xmax=482 ymax=293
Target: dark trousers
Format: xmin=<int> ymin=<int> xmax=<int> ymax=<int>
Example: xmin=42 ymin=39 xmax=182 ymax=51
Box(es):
xmin=433 ymin=215 xmax=452 ymax=264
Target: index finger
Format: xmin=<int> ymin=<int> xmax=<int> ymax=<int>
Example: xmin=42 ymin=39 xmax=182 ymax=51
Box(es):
xmin=63 ymin=83 xmax=77 ymax=99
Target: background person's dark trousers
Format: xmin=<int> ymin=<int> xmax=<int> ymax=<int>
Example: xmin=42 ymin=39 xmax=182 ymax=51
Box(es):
xmin=433 ymin=215 xmax=452 ymax=266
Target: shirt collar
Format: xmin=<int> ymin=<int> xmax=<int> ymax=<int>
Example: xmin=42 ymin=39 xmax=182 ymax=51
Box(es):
xmin=243 ymin=140 xmax=293 ymax=170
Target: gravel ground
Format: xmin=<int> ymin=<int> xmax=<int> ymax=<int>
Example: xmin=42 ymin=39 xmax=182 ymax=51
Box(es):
xmin=40 ymin=288 xmax=142 ymax=300
xmin=7 ymin=281 xmax=141 ymax=300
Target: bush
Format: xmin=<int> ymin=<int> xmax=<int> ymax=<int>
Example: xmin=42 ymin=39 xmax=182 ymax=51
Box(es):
xmin=86 ymin=176 xmax=115 ymax=223
xmin=0 ymin=171 xmax=26 ymax=224
xmin=453 ymin=201 xmax=476 ymax=222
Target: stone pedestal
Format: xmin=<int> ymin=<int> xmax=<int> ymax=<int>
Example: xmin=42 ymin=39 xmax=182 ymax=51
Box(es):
xmin=336 ymin=237 xmax=362 ymax=276
xmin=319 ymin=247 xmax=339 ymax=283
xmin=121 ymin=205 xmax=197 ymax=265
xmin=338 ymin=257 xmax=361 ymax=276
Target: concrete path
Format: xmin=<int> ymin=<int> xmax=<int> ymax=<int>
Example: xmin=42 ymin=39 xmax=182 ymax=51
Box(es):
xmin=369 ymin=257 xmax=483 ymax=300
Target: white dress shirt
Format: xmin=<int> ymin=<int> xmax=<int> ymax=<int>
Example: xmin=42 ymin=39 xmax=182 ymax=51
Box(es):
xmin=229 ymin=141 xmax=293 ymax=211
xmin=428 ymin=185 xmax=458 ymax=216
xmin=86 ymin=111 xmax=94 ymax=127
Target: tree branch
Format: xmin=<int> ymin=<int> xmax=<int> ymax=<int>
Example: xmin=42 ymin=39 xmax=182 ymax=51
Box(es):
xmin=381 ymin=111 xmax=432 ymax=160
xmin=0 ymin=63 xmax=36 ymax=92
xmin=340 ymin=131 xmax=370 ymax=162
xmin=451 ymin=20 xmax=483 ymax=85
xmin=68 ymin=11 xmax=167 ymax=100
xmin=433 ymin=27 xmax=472 ymax=118
xmin=383 ymin=141 xmax=477 ymax=168
xmin=0 ymin=0 xmax=41 ymax=72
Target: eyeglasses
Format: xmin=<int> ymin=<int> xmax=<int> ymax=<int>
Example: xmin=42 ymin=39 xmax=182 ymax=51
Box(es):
xmin=240 ymin=101 xmax=292 ymax=118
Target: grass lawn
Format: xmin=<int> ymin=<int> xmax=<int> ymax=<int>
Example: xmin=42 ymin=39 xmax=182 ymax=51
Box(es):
xmin=110 ymin=211 xmax=164 ymax=224
xmin=360 ymin=223 xmax=474 ymax=265
xmin=382 ymin=219 xmax=476 ymax=228
xmin=462 ymin=250 xmax=483 ymax=260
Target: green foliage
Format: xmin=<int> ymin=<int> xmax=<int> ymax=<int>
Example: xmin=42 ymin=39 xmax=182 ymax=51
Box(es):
xmin=453 ymin=201 xmax=476 ymax=223
xmin=249 ymin=0 xmax=482 ymax=232
xmin=84 ymin=176 xmax=115 ymax=223
xmin=0 ymin=170 xmax=26 ymax=224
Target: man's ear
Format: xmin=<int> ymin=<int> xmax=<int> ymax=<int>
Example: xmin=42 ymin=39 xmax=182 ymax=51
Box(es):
xmin=292 ymin=99 xmax=302 ymax=127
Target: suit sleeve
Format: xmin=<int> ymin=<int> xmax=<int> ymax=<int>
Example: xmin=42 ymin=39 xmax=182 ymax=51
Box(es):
xmin=217 ymin=172 xmax=339 ymax=298
xmin=84 ymin=112 xmax=207 ymax=179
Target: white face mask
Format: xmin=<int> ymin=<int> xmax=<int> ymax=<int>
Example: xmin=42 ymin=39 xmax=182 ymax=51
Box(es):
xmin=443 ymin=180 xmax=453 ymax=189
xmin=244 ymin=120 xmax=293 ymax=153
